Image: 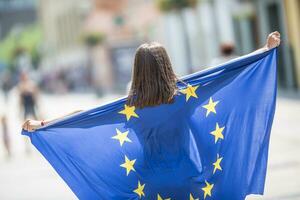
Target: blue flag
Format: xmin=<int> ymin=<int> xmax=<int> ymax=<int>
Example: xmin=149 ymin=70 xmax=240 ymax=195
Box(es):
xmin=22 ymin=49 xmax=277 ymax=200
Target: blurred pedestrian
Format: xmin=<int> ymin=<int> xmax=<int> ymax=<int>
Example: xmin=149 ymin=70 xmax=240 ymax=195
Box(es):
xmin=1 ymin=72 xmax=12 ymax=102
xmin=18 ymin=72 xmax=39 ymax=154
xmin=1 ymin=115 xmax=11 ymax=159
xmin=211 ymin=43 xmax=238 ymax=66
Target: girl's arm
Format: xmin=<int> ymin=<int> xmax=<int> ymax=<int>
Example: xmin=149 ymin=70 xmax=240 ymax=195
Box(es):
xmin=22 ymin=109 xmax=83 ymax=132
xmin=219 ymin=31 xmax=280 ymax=66
xmin=245 ymin=31 xmax=281 ymax=56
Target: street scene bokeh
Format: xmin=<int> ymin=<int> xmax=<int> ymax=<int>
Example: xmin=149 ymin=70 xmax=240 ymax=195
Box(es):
xmin=0 ymin=0 xmax=300 ymax=199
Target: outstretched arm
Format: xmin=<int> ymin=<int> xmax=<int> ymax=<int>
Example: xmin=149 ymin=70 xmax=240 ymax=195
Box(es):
xmin=246 ymin=31 xmax=281 ymax=56
xmin=22 ymin=109 xmax=83 ymax=132
xmin=220 ymin=31 xmax=280 ymax=65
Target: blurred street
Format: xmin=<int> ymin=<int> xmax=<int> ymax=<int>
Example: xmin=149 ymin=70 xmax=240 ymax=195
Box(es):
xmin=0 ymin=92 xmax=299 ymax=200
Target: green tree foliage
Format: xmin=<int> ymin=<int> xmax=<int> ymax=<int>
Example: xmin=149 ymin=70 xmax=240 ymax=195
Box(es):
xmin=157 ymin=0 xmax=197 ymax=12
xmin=0 ymin=25 xmax=42 ymax=69
xmin=83 ymin=32 xmax=105 ymax=48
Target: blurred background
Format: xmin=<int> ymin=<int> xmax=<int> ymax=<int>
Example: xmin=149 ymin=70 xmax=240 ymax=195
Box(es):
xmin=0 ymin=0 xmax=299 ymax=199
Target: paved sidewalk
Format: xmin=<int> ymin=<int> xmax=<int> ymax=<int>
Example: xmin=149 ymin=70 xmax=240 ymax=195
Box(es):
xmin=248 ymin=96 xmax=300 ymax=200
xmin=0 ymin=92 xmax=299 ymax=200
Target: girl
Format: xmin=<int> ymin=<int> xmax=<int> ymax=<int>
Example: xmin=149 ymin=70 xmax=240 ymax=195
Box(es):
xmin=22 ymin=31 xmax=280 ymax=131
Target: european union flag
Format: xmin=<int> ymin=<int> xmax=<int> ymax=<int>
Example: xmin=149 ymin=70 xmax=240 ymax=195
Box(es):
xmin=22 ymin=49 xmax=277 ymax=200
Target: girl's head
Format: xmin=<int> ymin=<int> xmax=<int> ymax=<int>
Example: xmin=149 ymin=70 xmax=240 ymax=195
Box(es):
xmin=127 ymin=42 xmax=178 ymax=108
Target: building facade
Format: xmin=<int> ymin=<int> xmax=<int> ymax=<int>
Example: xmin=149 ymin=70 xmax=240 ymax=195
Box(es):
xmin=283 ymin=0 xmax=300 ymax=89
xmin=162 ymin=0 xmax=300 ymax=89
xmin=37 ymin=0 xmax=299 ymax=93
xmin=0 ymin=0 xmax=37 ymax=39
xmin=38 ymin=0 xmax=89 ymax=69
xmin=84 ymin=0 xmax=161 ymax=93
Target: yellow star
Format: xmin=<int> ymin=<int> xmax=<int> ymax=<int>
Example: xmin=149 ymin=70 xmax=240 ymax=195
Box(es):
xmin=210 ymin=123 xmax=225 ymax=143
xmin=202 ymin=97 xmax=219 ymax=117
xmin=157 ymin=194 xmax=171 ymax=200
xmin=213 ymin=154 xmax=223 ymax=174
xmin=202 ymin=180 xmax=214 ymax=199
xmin=111 ymin=128 xmax=132 ymax=146
xmin=180 ymin=84 xmax=199 ymax=101
xmin=120 ymin=155 xmax=136 ymax=176
xmin=134 ymin=181 xmax=145 ymax=198
xmin=189 ymin=193 xmax=199 ymax=200
xmin=119 ymin=104 xmax=139 ymax=121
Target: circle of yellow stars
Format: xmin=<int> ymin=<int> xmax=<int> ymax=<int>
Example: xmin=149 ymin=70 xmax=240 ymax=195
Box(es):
xmin=112 ymin=84 xmax=225 ymax=199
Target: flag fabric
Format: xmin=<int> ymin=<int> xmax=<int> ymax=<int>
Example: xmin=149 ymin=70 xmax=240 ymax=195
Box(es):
xmin=22 ymin=48 xmax=277 ymax=200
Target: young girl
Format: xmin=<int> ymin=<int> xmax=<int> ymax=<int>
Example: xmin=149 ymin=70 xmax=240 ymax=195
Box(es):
xmin=22 ymin=31 xmax=280 ymax=131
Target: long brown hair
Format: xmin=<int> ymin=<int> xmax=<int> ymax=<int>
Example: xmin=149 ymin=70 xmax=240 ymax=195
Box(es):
xmin=127 ymin=42 xmax=179 ymax=108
